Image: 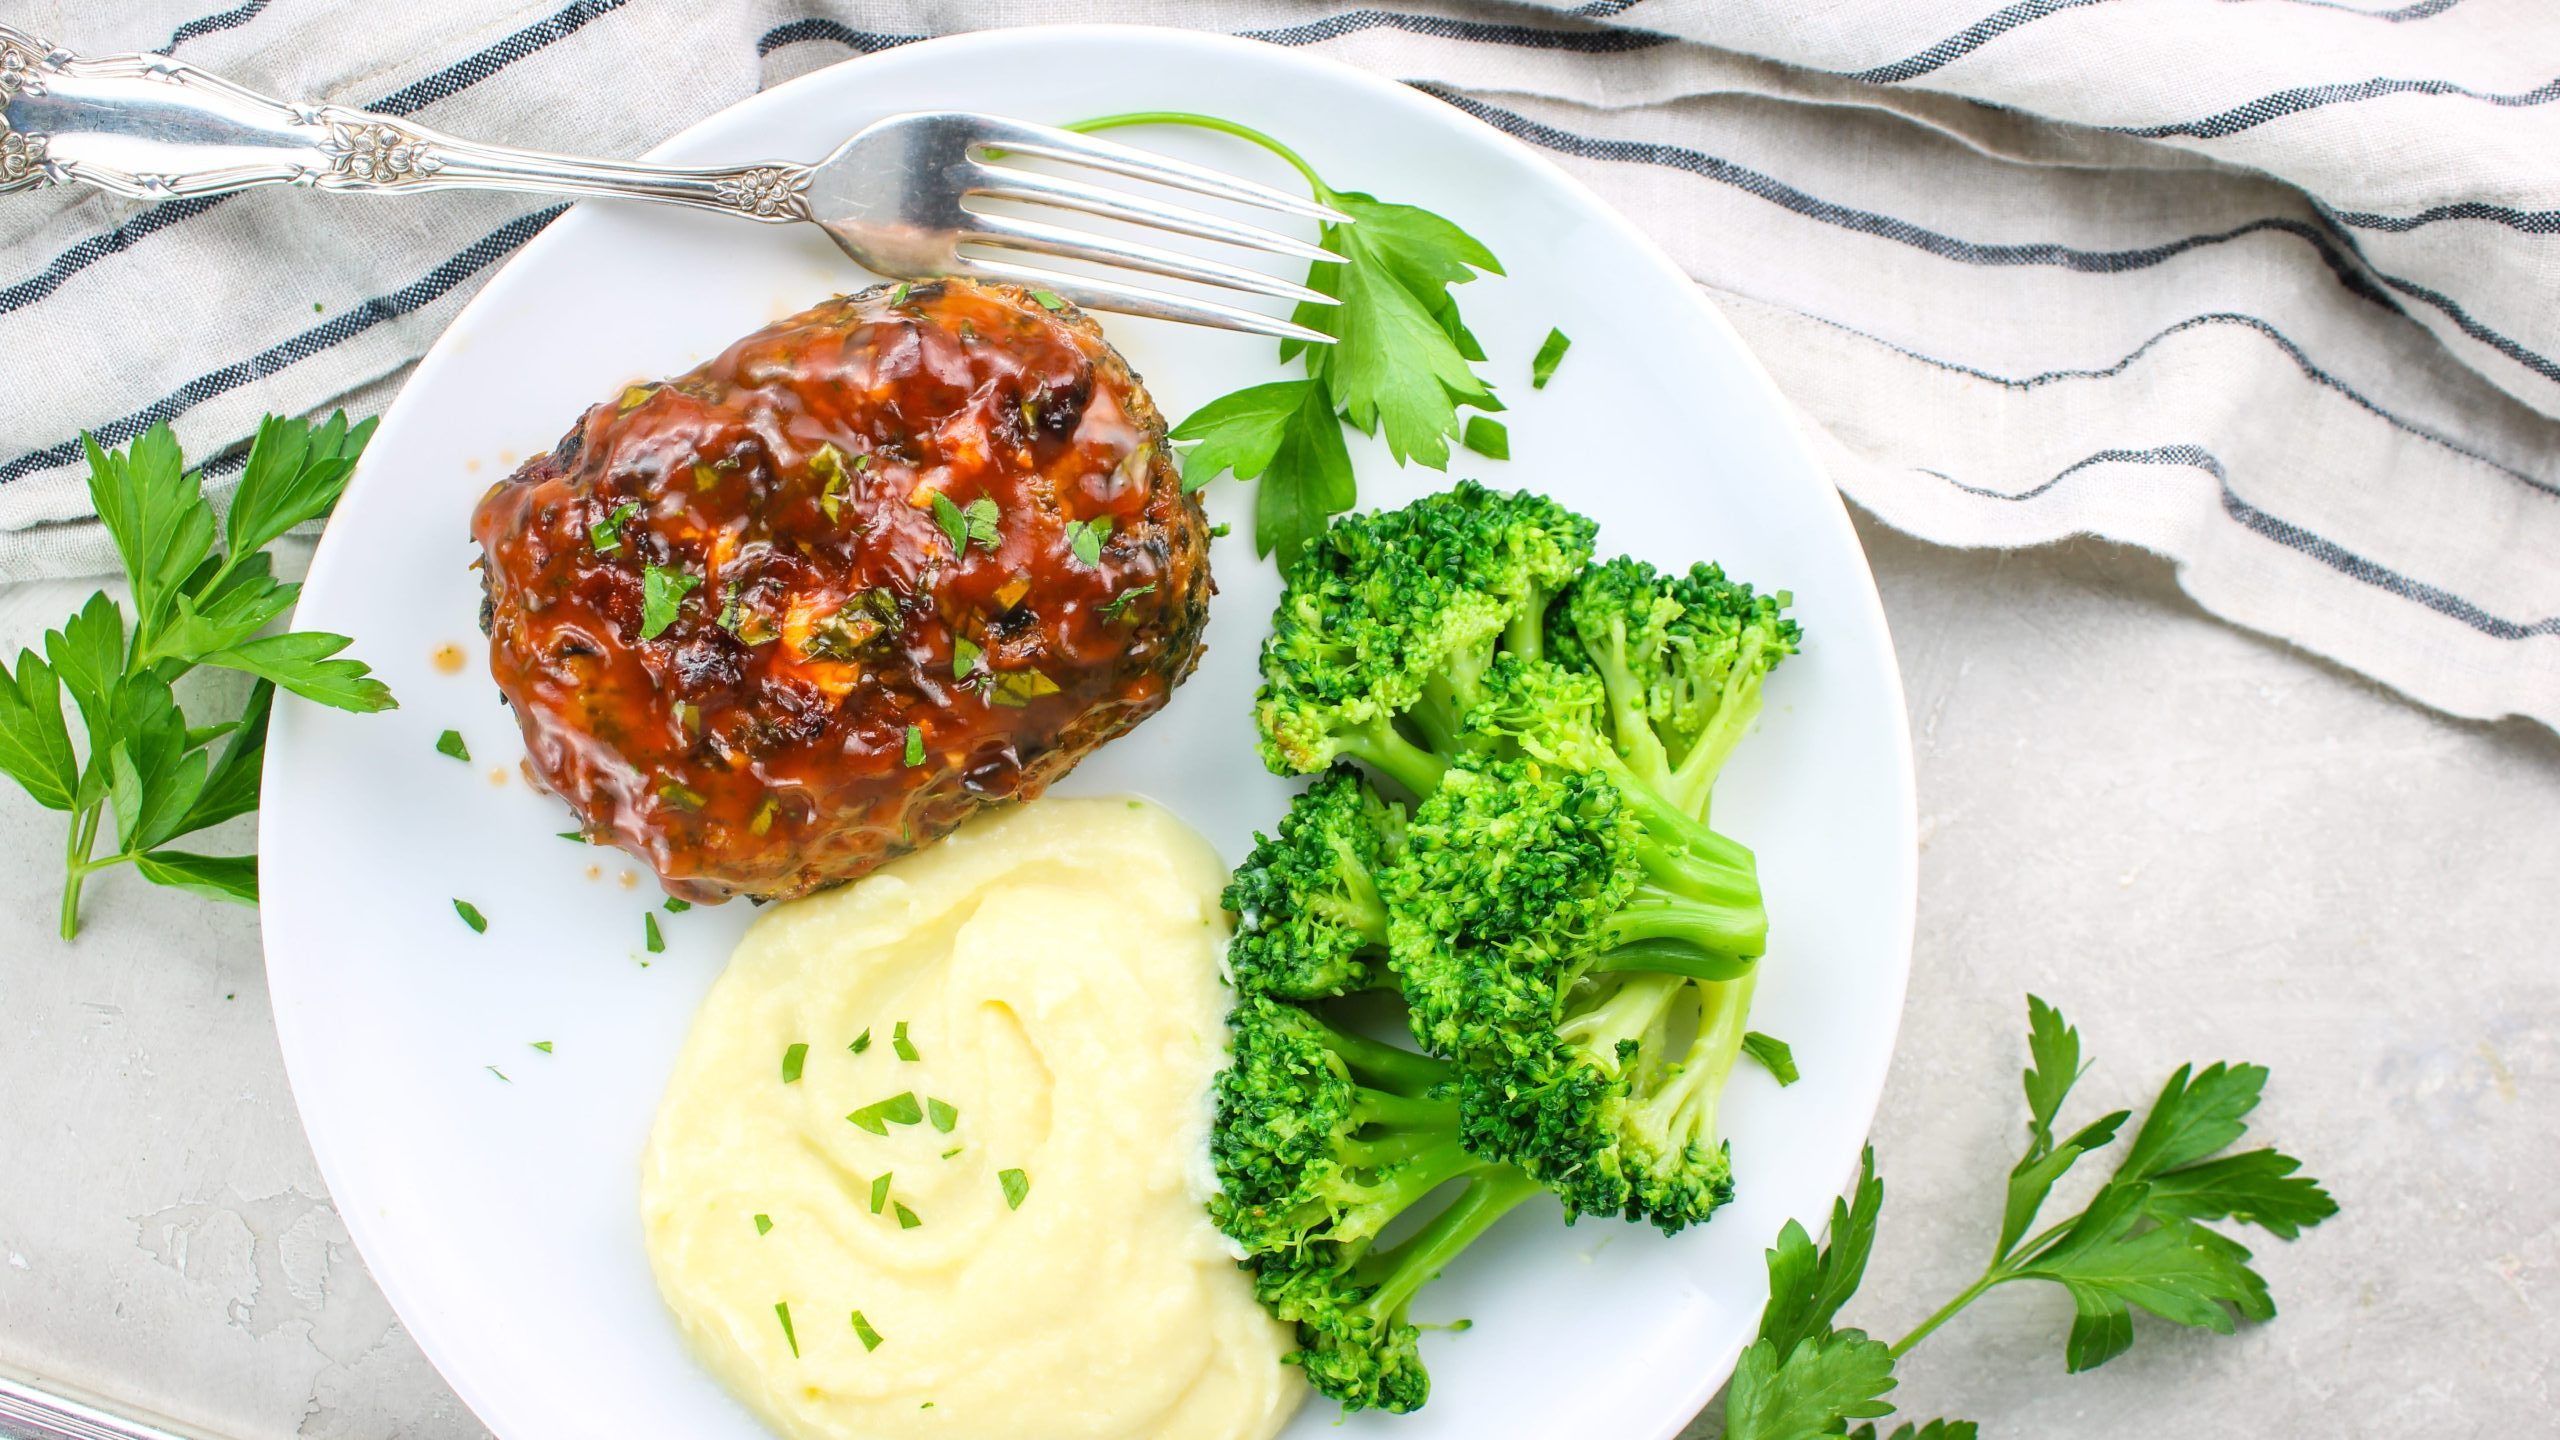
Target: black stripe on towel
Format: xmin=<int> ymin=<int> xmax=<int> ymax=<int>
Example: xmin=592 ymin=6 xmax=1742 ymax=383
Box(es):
xmin=2114 ymin=74 xmax=2560 ymax=141
xmin=0 ymin=0 xmax=628 ymax=319
xmin=155 ymin=0 xmax=271 ymax=55
xmin=0 ymin=208 xmax=567 ymax=487
xmin=1802 ymin=309 xmax=2558 ymax=498
xmin=1927 ymin=445 xmax=2560 ymax=641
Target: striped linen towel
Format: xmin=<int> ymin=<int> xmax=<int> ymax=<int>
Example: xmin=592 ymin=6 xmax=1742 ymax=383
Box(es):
xmin=1 ymin=0 xmax=2553 ymax=729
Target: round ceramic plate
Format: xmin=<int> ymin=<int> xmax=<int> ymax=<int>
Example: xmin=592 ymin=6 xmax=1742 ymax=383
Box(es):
xmin=262 ymin=26 xmax=1915 ymax=1440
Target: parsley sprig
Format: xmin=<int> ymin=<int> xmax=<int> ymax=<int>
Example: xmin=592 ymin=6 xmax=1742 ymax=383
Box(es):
xmin=0 ymin=416 xmax=396 ymax=939
xmin=1721 ymin=996 xmax=2336 ymax=1439
xmin=1067 ymin=113 xmax=1504 ymax=566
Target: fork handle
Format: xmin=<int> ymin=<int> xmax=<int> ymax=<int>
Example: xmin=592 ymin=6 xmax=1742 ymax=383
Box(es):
xmin=0 ymin=24 xmax=813 ymax=220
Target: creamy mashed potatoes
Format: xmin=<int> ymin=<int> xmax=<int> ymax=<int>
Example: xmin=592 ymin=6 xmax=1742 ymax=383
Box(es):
xmin=641 ymin=797 xmax=1303 ymax=1440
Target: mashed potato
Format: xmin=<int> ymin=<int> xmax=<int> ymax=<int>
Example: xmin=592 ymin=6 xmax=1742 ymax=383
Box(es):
xmin=641 ymin=797 xmax=1303 ymax=1440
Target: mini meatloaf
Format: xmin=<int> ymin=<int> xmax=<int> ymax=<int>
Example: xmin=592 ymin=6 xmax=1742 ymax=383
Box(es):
xmin=469 ymin=278 xmax=1213 ymax=902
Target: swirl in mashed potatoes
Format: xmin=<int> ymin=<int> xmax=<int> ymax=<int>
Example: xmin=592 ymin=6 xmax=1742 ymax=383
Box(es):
xmin=641 ymin=796 xmax=1303 ymax=1440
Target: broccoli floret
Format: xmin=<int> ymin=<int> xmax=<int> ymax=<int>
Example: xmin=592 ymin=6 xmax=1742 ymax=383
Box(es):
xmin=1384 ymin=754 xmax=1761 ymax=1232
xmin=1552 ymin=557 xmax=1800 ymax=818
xmin=1253 ymin=485 xmax=1599 ymax=793
xmin=1223 ymin=767 xmax=1406 ymax=1000
xmin=1212 ymin=995 xmax=1541 ymax=1413
xmin=1365 ymin=480 xmax=1596 ymax=663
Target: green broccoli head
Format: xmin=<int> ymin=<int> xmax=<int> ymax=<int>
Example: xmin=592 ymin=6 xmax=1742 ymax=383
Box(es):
xmin=1223 ymin=767 xmax=1407 ymax=1001
xmin=1255 ymin=520 xmax=1504 ymax=794
xmin=1210 ymin=994 xmax=1542 ymax=1413
xmin=1253 ymin=486 xmax=1606 ymax=795
xmin=1553 ymin=557 xmax=1801 ymax=815
xmin=1365 ymin=480 xmax=1596 ymax=658
xmin=1381 ymin=752 xmax=1763 ymax=1231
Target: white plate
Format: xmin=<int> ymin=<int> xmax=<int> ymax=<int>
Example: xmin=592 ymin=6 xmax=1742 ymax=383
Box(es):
xmin=262 ymin=26 xmax=1915 ymax=1440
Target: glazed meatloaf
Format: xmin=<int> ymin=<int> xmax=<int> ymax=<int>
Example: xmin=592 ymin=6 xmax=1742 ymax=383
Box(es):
xmin=469 ymin=278 xmax=1213 ymax=902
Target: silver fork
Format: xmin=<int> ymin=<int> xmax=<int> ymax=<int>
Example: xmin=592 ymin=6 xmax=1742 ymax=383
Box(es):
xmin=0 ymin=24 xmax=1342 ymax=342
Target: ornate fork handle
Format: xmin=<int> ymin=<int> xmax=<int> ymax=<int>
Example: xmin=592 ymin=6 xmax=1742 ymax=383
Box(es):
xmin=0 ymin=24 xmax=812 ymax=220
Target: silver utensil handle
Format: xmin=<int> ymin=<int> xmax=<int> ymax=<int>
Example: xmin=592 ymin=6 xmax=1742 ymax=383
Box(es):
xmin=0 ymin=24 xmax=813 ymax=220
xmin=0 ymin=1365 xmax=220 ymax=1440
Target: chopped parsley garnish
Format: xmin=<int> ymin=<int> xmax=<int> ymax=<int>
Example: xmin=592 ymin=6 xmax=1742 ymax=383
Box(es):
xmin=656 ymin=780 xmax=705 ymax=811
xmin=850 ymin=1310 xmax=884 ymax=1351
xmin=754 ymin=1213 xmax=773 ymax=1235
xmin=930 ymin=492 xmax=1001 ymax=556
xmin=927 ymin=1097 xmax=958 ymax=1133
xmin=453 ymin=899 xmax=487 ymax=933
xmin=941 ymin=1146 xmax=963 ymax=1160
xmin=639 ymin=563 xmax=700 ymax=640
xmin=782 ymin=1043 xmax=809 ymax=1084
xmin=664 ymin=898 xmax=691 ymax=913
xmin=1742 ymin=1030 xmax=1799 ymax=1086
xmin=870 ymin=1172 xmax=892 ymax=1215
xmin=987 ymin=667 xmax=1060 ymax=710
xmin=999 ymin=1169 xmax=1030 ymax=1210
xmin=1031 ymin=288 xmax=1068 ymax=312
xmin=1531 ymin=327 xmax=1571 ymax=389
xmin=557 ymin=830 xmax=586 ymax=843
xmin=903 ymin=724 xmax=925 ymax=767
xmin=617 ymin=385 xmax=657 ymax=414
xmin=749 ymin=797 xmax=779 ymax=836
xmin=1065 ymin=515 xmax=1112 ymax=566
xmin=892 ymin=1021 xmax=920 ymax=1062
xmin=850 ymin=1029 xmax=872 ymax=1054
xmin=644 ymin=912 xmax=665 ymax=953
xmin=1461 ymin=415 xmax=1510 ymax=460
xmin=590 ymin=500 xmax=640 ymax=555
xmin=486 ymin=1065 xmax=509 ymax=1083
xmin=951 ymin=636 xmax=986 ymax=687
xmin=434 ymin=729 xmax=470 ymax=762
xmin=716 ymin=580 xmax=743 ymax=634
xmin=889 ymin=282 xmax=910 ymax=305
xmin=530 ymin=1041 xmax=553 ymax=1054
xmin=774 ymin=1301 xmax=800 ymax=1358
xmin=1098 ymin=583 xmax=1157 ymax=621
xmin=808 ymin=443 xmax=855 ymax=524
xmin=847 ymin=1092 xmax=924 ymax=1134
xmin=1207 ymin=522 xmax=1232 ymax=539
xmin=894 ymin=1202 xmax=922 ymax=1230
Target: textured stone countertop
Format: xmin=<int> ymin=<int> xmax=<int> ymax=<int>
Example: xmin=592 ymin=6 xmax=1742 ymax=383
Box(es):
xmin=3 ymin=518 xmax=2554 ymax=1439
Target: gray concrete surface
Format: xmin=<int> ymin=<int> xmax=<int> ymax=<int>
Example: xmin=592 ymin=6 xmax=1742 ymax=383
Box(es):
xmin=2 ymin=516 xmax=2553 ymax=1439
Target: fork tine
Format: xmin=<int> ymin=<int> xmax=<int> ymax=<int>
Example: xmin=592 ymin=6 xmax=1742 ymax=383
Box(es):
xmin=966 ymin=213 xmax=1337 ymax=307
xmin=965 ymin=117 xmax=1352 ymax=225
xmin=970 ymin=163 xmax=1342 ymax=265
xmin=958 ymin=255 xmax=1335 ymax=344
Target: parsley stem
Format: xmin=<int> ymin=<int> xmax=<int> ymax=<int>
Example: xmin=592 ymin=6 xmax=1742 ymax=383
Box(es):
xmin=59 ymin=802 xmax=101 ymax=941
xmin=1886 ymin=1270 xmax=1998 ymax=1360
xmin=1061 ymin=112 xmax=1327 ymax=193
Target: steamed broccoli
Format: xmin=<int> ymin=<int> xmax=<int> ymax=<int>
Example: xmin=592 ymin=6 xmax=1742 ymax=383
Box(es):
xmin=1212 ymin=995 xmax=1542 ymax=1413
xmin=1253 ymin=483 xmax=1598 ymax=791
xmin=1214 ymin=484 xmax=1805 ymax=1409
xmin=1222 ymin=766 xmax=1406 ymax=1000
xmin=1385 ymin=755 xmax=1760 ymax=1231
xmin=1551 ymin=556 xmax=1800 ymax=819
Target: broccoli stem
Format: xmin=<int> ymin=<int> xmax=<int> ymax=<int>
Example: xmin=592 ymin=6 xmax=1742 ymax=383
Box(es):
xmin=1351 ymin=1165 xmax=1545 ymax=1320
xmin=1589 ymin=619 xmax=1676 ymax=796
xmin=1322 ymin=1015 xmax=1452 ymax=1098
xmin=1665 ymin=628 xmax=1772 ymax=818
xmin=1502 ymin=595 xmax=1549 ymax=664
xmin=1606 ymin=896 xmax=1767 ymax=966
xmin=1628 ymin=970 xmax=1757 ymax=1154
xmin=1339 ymin=719 xmax=1449 ymax=798
xmin=1314 ymin=836 xmax=1392 ymax=948
xmin=1589 ymin=939 xmax=1757 ymax=983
